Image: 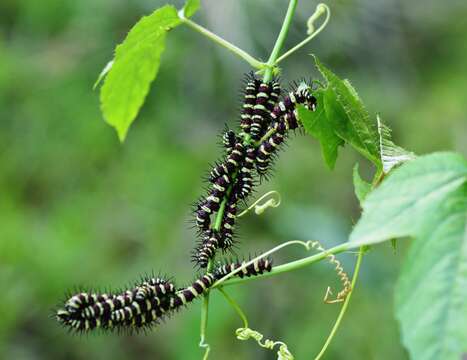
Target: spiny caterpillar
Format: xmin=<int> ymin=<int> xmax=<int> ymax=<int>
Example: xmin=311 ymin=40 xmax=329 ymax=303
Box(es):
xmin=192 ymin=75 xmax=317 ymax=267
xmin=214 ymin=257 xmax=273 ymax=279
xmin=56 ymin=274 xmax=216 ymax=333
xmin=170 ymin=273 xmax=216 ymax=308
xmin=57 ymin=277 xmax=175 ymax=332
xmin=256 ymin=84 xmax=317 ymax=176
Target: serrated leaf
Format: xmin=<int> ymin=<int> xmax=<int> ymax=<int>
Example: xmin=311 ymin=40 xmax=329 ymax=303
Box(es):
xmin=349 ymin=152 xmax=466 ymax=246
xmin=352 ymin=163 xmax=372 ymax=204
xmin=377 ymin=115 xmax=416 ymax=173
xmin=313 ymin=55 xmax=381 ymax=167
xmin=347 ymin=152 xmax=467 ymax=359
xmin=100 ymin=5 xmax=181 ymax=142
xmin=296 ymin=89 xmax=344 ymax=169
xmin=395 ymin=184 xmax=466 ymax=360
xmin=182 ymin=0 xmax=201 ymax=17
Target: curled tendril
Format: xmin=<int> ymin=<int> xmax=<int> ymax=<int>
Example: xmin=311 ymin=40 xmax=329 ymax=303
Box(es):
xmin=306 ymin=241 xmax=352 ymax=303
xmin=237 ymin=191 xmax=282 ymax=218
xmin=306 ymin=3 xmax=330 ymax=35
xmin=236 ymin=328 xmax=294 ymax=360
xmin=199 ymin=338 xmax=210 ymax=360
xmin=276 ymin=3 xmax=331 ymax=64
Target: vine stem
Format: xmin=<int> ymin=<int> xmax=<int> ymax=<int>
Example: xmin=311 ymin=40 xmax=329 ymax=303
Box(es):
xmin=199 ymin=292 xmax=210 ymax=359
xmin=314 ymin=246 xmax=364 ymax=360
xmin=218 ymin=288 xmax=249 ymax=328
xmin=276 ymin=4 xmax=331 ymax=64
xmin=212 ymin=242 xmax=350 ymax=288
xmin=199 ymin=258 xmax=214 ymax=359
xmin=178 ymin=12 xmax=264 ymax=70
xmin=263 ymin=0 xmax=298 ymax=82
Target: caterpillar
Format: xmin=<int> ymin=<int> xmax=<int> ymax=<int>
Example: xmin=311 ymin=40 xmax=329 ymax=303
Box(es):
xmin=256 ymin=132 xmax=285 ymax=175
xmin=250 ymin=80 xmax=281 ymax=140
xmin=219 ymin=200 xmax=237 ymax=250
xmin=222 ymin=129 xmax=237 ymax=154
xmin=56 ymin=273 xmax=218 ymax=333
xmin=214 ymin=257 xmax=273 ymax=279
xmin=236 ymin=147 xmax=255 ymax=199
xmin=57 ymin=277 xmax=176 ymax=333
xmin=193 ymin=230 xmax=221 ymax=267
xmin=208 ymin=140 xmax=244 ymax=182
xmin=270 ymin=84 xmax=317 ymax=125
xmin=240 ymin=74 xmax=261 ymax=133
xmin=256 ymin=84 xmax=317 ymax=175
xmin=170 ymin=273 xmax=216 ymax=308
xmin=196 ymin=173 xmax=232 ymax=231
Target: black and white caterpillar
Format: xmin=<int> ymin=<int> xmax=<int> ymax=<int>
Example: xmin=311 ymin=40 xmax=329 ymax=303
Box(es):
xmin=249 ymin=81 xmax=281 ymax=140
xmin=256 ymin=83 xmax=317 ymax=175
xmin=193 ymin=230 xmax=221 ymax=268
xmin=56 ymin=277 xmax=176 ymax=332
xmin=56 ymin=274 xmax=216 ymax=333
xmin=193 ymin=77 xmax=318 ymax=268
xmin=214 ymin=257 xmax=273 ymax=280
xmin=169 ymin=273 xmax=216 ymax=308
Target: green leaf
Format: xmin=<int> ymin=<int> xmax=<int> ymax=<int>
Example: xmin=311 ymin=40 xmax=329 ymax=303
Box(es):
xmin=377 ymin=115 xmax=416 ymax=173
xmin=100 ymin=5 xmax=182 ymax=142
xmin=347 ymin=152 xmax=467 ymax=359
xmin=182 ymin=0 xmax=201 ymax=17
xmin=296 ymin=89 xmax=344 ymax=169
xmin=395 ymin=184 xmax=466 ymax=360
xmin=313 ymin=55 xmax=381 ymax=167
xmin=349 ymin=152 xmax=466 ymax=246
xmin=352 ymin=163 xmax=372 ymax=204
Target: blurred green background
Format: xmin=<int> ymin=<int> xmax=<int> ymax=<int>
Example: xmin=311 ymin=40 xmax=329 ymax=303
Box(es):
xmin=0 ymin=0 xmax=466 ymax=359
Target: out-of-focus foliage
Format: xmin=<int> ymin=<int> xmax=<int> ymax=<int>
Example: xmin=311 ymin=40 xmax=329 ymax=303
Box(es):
xmin=0 ymin=0 xmax=465 ymax=359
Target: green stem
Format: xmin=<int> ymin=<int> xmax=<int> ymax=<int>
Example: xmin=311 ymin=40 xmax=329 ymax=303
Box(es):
xmin=256 ymin=127 xmax=276 ymax=146
xmin=263 ymin=0 xmax=298 ymax=82
xmin=199 ymin=259 xmax=214 ymax=359
xmin=314 ymin=247 xmax=364 ymax=360
xmin=179 ymin=15 xmax=264 ymax=70
xmin=212 ymin=242 xmax=349 ymax=288
xmin=276 ymin=4 xmax=330 ymax=64
xmin=199 ymin=291 xmax=210 ymax=357
xmin=218 ymin=288 xmax=249 ymax=328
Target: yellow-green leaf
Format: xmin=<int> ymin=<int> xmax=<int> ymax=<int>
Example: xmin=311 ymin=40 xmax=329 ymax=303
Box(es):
xmin=100 ymin=5 xmax=181 ymax=142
